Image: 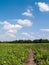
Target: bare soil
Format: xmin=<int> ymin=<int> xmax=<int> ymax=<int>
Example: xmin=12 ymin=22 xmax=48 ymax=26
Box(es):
xmin=24 ymin=48 xmax=36 ymax=65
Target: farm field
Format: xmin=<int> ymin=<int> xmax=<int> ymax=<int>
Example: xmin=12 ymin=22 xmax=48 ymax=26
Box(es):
xmin=0 ymin=43 xmax=49 ymax=65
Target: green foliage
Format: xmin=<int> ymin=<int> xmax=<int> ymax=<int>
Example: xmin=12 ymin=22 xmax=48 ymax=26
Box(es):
xmin=33 ymin=43 xmax=49 ymax=65
xmin=0 ymin=44 xmax=29 ymax=65
xmin=0 ymin=43 xmax=49 ymax=65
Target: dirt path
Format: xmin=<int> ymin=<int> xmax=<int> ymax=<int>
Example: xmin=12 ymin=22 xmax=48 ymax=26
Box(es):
xmin=24 ymin=48 xmax=36 ymax=65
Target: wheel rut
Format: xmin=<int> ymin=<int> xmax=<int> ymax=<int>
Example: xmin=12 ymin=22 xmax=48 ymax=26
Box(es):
xmin=24 ymin=48 xmax=36 ymax=65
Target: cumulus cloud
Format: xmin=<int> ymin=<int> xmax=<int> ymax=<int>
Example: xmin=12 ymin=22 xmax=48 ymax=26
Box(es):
xmin=7 ymin=29 xmax=17 ymax=33
xmin=3 ymin=24 xmax=22 ymax=30
xmin=40 ymin=29 xmax=49 ymax=32
xmin=0 ymin=33 xmax=16 ymax=41
xmin=0 ymin=20 xmax=33 ymax=41
xmin=22 ymin=32 xmax=30 ymax=37
xmin=6 ymin=32 xmax=16 ymax=38
xmin=0 ymin=21 xmax=9 ymax=25
xmin=36 ymin=2 xmax=49 ymax=12
xmin=0 ymin=21 xmax=22 ymax=30
xmin=21 ymin=32 xmax=35 ymax=40
xmin=21 ymin=32 xmax=30 ymax=40
xmin=17 ymin=19 xmax=32 ymax=26
xmin=22 ymin=9 xmax=33 ymax=16
xmin=0 ymin=21 xmax=22 ymax=40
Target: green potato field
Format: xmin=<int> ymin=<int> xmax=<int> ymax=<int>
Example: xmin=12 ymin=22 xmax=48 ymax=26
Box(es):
xmin=0 ymin=43 xmax=49 ymax=65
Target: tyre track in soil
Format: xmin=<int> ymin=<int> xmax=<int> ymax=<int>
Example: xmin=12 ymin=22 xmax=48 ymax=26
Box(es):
xmin=24 ymin=48 xmax=36 ymax=65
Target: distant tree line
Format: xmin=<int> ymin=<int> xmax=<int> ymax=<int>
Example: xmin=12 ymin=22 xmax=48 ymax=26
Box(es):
xmin=33 ymin=39 xmax=49 ymax=43
xmin=0 ymin=39 xmax=49 ymax=43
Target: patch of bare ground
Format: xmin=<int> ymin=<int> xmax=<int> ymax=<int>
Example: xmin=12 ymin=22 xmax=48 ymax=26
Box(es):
xmin=24 ymin=48 xmax=36 ymax=65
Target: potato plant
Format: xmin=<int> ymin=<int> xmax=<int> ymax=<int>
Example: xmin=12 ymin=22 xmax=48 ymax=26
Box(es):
xmin=0 ymin=43 xmax=49 ymax=65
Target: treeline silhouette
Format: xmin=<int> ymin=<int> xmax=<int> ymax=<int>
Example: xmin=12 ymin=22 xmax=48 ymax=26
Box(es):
xmin=0 ymin=39 xmax=49 ymax=43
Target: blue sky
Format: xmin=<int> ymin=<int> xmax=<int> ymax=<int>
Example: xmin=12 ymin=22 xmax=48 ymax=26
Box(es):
xmin=0 ymin=0 xmax=49 ymax=41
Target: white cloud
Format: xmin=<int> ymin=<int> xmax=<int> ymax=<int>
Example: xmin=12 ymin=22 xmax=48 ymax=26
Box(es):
xmin=0 ymin=21 xmax=9 ymax=25
xmin=0 ymin=20 xmax=33 ymax=41
xmin=1 ymin=21 xmax=22 ymax=30
xmin=0 ymin=21 xmax=23 ymax=40
xmin=5 ymin=24 xmax=22 ymax=30
xmin=22 ymin=32 xmax=30 ymax=37
xmin=37 ymin=2 xmax=49 ymax=12
xmin=22 ymin=9 xmax=33 ymax=16
xmin=21 ymin=32 xmax=35 ymax=40
xmin=6 ymin=32 xmax=16 ymax=38
xmin=0 ymin=33 xmax=16 ymax=41
xmin=7 ymin=29 xmax=17 ymax=34
xmin=21 ymin=32 xmax=31 ymax=40
xmin=17 ymin=19 xmax=32 ymax=26
xmin=0 ymin=21 xmax=22 ymax=31
xmin=40 ymin=29 xmax=49 ymax=32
